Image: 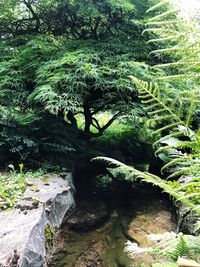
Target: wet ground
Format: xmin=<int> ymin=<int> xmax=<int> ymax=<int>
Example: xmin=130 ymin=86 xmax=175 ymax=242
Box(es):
xmin=48 ymin=188 xmax=177 ymax=267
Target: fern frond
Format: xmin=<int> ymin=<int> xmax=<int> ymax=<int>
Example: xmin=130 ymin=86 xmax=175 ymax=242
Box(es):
xmin=175 ymin=182 xmax=200 ymax=192
xmin=131 ymin=77 xmax=187 ymax=129
xmin=147 ymin=37 xmax=176 ymax=44
xmin=167 ymin=170 xmax=192 ymax=180
xmin=156 ymin=74 xmax=200 ymax=80
xmin=131 ymin=76 xmax=200 ymax=183
xmin=155 ymin=61 xmax=200 ymax=68
xmin=166 ymin=236 xmax=189 ymax=261
xmin=92 ymin=157 xmax=199 ymax=210
xmin=148 ymin=9 xmax=177 ymax=21
xmin=161 ymin=158 xmax=186 ymax=174
xmin=146 ymin=0 xmax=169 ymax=13
xmin=148 ymin=108 xmax=167 ymax=115
xmin=185 ymin=95 xmax=196 ymax=127
xmin=91 ymin=156 xmax=125 ymax=168
xmin=176 ymin=193 xmax=200 ymax=202
xmin=153 ymin=132 xmax=183 ymax=147
xmin=153 ymin=122 xmax=180 ymax=134
xmin=143 ymin=28 xmax=178 ymax=35
xmin=149 ymin=46 xmax=190 ymax=56
xmin=146 ymin=19 xmax=184 ymax=26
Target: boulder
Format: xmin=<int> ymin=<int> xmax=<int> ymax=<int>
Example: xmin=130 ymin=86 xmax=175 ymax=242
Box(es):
xmin=24 ymin=174 xmax=75 ymax=227
xmin=0 ymin=206 xmax=46 ymax=267
xmin=176 ymin=176 xmax=200 ymax=235
xmin=177 ymin=204 xmax=200 ymax=235
xmin=0 ymin=173 xmax=75 ymax=267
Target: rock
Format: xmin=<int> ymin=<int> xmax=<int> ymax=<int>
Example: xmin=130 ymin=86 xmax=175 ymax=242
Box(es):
xmin=124 ymin=199 xmax=177 ymax=267
xmin=177 ymin=205 xmax=200 ymax=235
xmin=177 ymin=257 xmax=200 ymax=267
xmin=0 ymin=173 xmax=75 ymax=267
xmin=72 ymin=241 xmax=106 ymax=267
xmin=127 ymin=210 xmax=174 ymax=247
xmin=0 ymin=206 xmax=46 ymax=267
xmin=61 ymin=173 xmax=76 ymax=194
xmin=24 ymin=174 xmax=75 ymax=227
xmin=176 ymin=176 xmax=200 ymax=235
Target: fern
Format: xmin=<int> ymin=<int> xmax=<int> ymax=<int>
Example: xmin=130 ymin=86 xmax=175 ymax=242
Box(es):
xmin=130 ymin=77 xmax=200 ymax=207
xmin=121 ymin=0 xmax=200 ymax=232
xmin=166 ymin=236 xmax=189 ymax=261
xmin=125 ymin=228 xmax=200 ymax=265
xmin=145 ymin=0 xmax=200 ymax=80
xmin=92 ymin=157 xmax=195 ymax=208
xmin=131 ymin=77 xmax=200 ymax=180
xmin=92 ymin=153 xmax=200 ymax=232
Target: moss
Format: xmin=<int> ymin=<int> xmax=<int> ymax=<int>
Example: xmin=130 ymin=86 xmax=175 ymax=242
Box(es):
xmin=45 ymin=225 xmax=56 ymax=252
xmin=32 ymin=200 xmax=40 ymax=208
xmin=41 ymin=176 xmax=51 ymax=183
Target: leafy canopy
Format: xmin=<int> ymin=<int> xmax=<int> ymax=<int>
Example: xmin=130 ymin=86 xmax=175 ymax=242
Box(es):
xmin=0 ymin=0 xmax=137 ymax=40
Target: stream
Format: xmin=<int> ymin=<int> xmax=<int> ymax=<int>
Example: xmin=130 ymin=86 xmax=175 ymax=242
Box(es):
xmin=49 ymin=185 xmax=177 ymax=267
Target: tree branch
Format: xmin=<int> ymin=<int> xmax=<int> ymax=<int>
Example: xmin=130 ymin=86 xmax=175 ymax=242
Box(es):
xmin=91 ymin=117 xmax=101 ymax=130
xmin=23 ymin=0 xmax=41 ymax=31
xmin=99 ymin=111 xmax=121 ymax=134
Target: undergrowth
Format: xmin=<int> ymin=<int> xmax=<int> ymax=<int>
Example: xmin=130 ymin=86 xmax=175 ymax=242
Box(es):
xmin=0 ymin=168 xmax=44 ymax=210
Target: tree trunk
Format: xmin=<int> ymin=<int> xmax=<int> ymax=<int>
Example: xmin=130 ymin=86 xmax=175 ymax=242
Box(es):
xmin=84 ymin=104 xmax=92 ymax=134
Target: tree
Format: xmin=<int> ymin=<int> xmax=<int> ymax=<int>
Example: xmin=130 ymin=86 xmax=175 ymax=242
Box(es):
xmin=0 ymin=0 xmax=158 ymax=139
xmin=28 ymin=40 xmax=155 ymax=137
xmin=0 ymin=0 xmax=159 ymax=164
xmin=0 ymin=0 xmax=137 ymax=39
xmin=0 ymin=37 xmax=154 ymax=137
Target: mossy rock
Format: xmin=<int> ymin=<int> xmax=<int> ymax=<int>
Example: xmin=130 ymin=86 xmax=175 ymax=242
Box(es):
xmin=45 ymin=225 xmax=56 ymax=251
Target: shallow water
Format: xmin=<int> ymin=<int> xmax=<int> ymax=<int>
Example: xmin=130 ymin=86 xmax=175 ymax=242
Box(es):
xmin=49 ymin=189 xmax=177 ymax=267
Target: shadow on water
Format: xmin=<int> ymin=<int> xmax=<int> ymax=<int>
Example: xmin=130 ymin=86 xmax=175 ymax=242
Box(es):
xmin=48 ymin=179 xmax=177 ymax=267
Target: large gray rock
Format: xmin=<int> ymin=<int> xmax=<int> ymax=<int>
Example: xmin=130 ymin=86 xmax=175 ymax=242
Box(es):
xmin=0 ymin=173 xmax=75 ymax=267
xmin=24 ymin=174 xmax=75 ymax=227
xmin=0 ymin=206 xmax=46 ymax=267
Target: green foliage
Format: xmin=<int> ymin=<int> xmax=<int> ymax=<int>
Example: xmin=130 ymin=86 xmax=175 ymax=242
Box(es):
xmin=0 ymin=37 xmax=58 ymax=107
xmin=145 ymin=0 xmax=200 ymax=81
xmin=0 ymin=0 xmax=158 ymax=164
xmin=131 ymin=77 xmax=200 ymax=179
xmin=166 ymin=236 xmax=189 ymax=261
xmin=0 ymin=35 xmax=156 ymax=164
xmin=0 ymin=107 xmax=39 ymax=163
xmin=95 ymin=174 xmax=113 ymax=189
xmin=0 ymin=0 xmax=132 ymax=39
xmin=107 ymin=0 xmax=200 ymax=227
xmin=0 ymin=169 xmax=44 ymax=210
xmin=29 ymin=42 xmax=152 ymax=113
xmin=92 ymin=156 xmax=200 ymax=231
xmin=92 ymin=156 xmax=179 ymax=197
xmin=0 ymin=107 xmax=77 ymax=165
xmin=45 ymin=225 xmax=56 ymax=252
xmin=0 ymin=0 xmax=153 ymax=42
xmin=154 ymin=233 xmax=200 ymax=264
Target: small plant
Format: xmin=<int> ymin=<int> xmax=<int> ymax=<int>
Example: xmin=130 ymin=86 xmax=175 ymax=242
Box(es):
xmin=19 ymin=163 xmax=24 ymax=174
xmin=0 ymin=169 xmax=44 ymax=210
